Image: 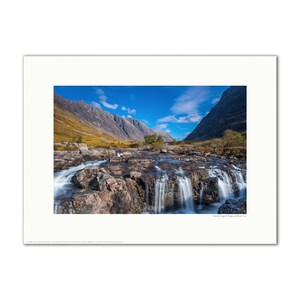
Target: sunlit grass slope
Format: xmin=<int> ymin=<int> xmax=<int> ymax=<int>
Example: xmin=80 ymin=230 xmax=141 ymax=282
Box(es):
xmin=54 ymin=106 xmax=132 ymax=148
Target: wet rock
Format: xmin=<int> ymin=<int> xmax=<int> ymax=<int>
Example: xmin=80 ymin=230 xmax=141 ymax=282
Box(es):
xmin=71 ymin=166 xmax=100 ymax=189
xmin=76 ymin=143 xmax=89 ymax=152
xmin=201 ymin=177 xmax=220 ymax=204
xmin=127 ymin=158 xmax=155 ymax=170
xmin=157 ymin=161 xmax=172 ymax=170
xmin=54 ymin=151 xmax=83 ymax=171
xmin=218 ymin=198 xmax=246 ymax=214
xmin=57 ymin=174 xmax=146 ymax=214
xmin=80 ymin=147 xmax=116 ymax=159
xmin=130 ymin=171 xmax=142 ymax=180
xmin=231 ymin=182 xmax=240 ymax=197
xmin=69 ymin=191 xmax=114 ymax=214
xmin=122 ymin=151 xmax=135 ymax=158
xmin=189 ymin=169 xmax=209 ymax=202
xmin=54 ymin=158 xmax=66 ymax=170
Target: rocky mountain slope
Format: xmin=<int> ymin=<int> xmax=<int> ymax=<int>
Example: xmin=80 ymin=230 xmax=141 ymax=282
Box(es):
xmin=54 ymin=94 xmax=173 ymax=143
xmin=153 ymin=130 xmax=174 ymax=142
xmin=185 ymin=86 xmax=246 ymax=141
xmin=54 ymin=105 xmax=120 ymax=146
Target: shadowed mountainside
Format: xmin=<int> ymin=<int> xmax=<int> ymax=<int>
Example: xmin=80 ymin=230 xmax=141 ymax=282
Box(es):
xmin=185 ymin=86 xmax=246 ymax=141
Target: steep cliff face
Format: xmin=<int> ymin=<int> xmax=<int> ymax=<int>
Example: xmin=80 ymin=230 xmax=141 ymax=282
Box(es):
xmin=185 ymin=86 xmax=246 ymax=141
xmin=54 ymin=94 xmax=173 ymax=142
xmin=153 ymin=130 xmax=174 ymax=142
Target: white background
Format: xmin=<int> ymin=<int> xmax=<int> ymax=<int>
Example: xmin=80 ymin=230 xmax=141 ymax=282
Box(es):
xmin=0 ymin=0 xmax=297 ymax=299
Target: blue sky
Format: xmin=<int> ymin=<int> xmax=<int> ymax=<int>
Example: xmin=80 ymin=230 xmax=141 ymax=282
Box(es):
xmin=54 ymin=85 xmax=229 ymax=140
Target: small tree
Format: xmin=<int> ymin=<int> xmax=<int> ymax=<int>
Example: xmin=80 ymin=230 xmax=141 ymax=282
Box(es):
xmin=144 ymin=134 xmax=157 ymax=145
xmin=144 ymin=134 xmax=164 ymax=149
xmin=75 ymin=136 xmax=83 ymax=143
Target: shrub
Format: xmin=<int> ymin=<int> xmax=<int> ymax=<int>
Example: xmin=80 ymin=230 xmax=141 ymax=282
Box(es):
xmin=130 ymin=141 xmax=143 ymax=148
xmin=223 ymin=130 xmax=245 ymax=147
xmin=144 ymin=134 xmax=164 ymax=149
xmin=73 ymin=136 xmax=83 ymax=143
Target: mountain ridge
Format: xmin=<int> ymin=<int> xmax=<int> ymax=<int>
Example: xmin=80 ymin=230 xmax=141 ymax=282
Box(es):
xmin=54 ymin=94 xmax=174 ymax=143
xmin=184 ymin=86 xmax=246 ymax=141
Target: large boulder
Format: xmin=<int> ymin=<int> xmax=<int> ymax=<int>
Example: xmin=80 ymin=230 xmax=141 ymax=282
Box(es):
xmin=71 ymin=166 xmax=101 ymax=189
xmin=57 ymin=191 xmax=114 ymax=214
xmin=57 ymin=172 xmax=147 ymax=214
xmin=218 ymin=198 xmax=246 ymax=214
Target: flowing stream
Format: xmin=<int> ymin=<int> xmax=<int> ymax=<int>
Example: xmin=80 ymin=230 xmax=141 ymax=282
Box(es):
xmin=153 ymin=165 xmax=246 ymax=214
xmin=154 ymin=173 xmax=168 ymax=213
xmin=54 ymin=152 xmax=246 ymax=214
xmin=54 ymin=160 xmax=106 ymax=202
xmin=154 ymin=167 xmax=195 ymax=214
xmin=176 ymin=167 xmax=194 ymax=213
xmin=208 ymin=168 xmax=233 ymax=200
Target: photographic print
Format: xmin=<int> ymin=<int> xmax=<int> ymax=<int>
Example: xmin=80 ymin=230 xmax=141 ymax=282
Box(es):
xmin=54 ymin=85 xmax=247 ymax=215
xmin=24 ymin=55 xmax=276 ymax=244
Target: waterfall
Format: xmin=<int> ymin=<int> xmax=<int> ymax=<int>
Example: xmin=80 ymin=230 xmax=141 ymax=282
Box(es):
xmin=154 ymin=173 xmax=168 ymax=213
xmin=208 ymin=167 xmax=247 ymax=202
xmin=208 ymin=168 xmax=233 ymax=201
xmin=54 ymin=160 xmax=106 ymax=203
xmin=232 ymin=168 xmax=247 ymax=198
xmin=145 ymin=183 xmax=149 ymax=205
xmin=176 ymin=167 xmax=195 ymax=213
xmin=198 ymin=184 xmax=204 ymax=210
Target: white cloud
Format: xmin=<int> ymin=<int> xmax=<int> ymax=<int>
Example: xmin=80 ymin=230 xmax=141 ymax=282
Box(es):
xmin=171 ymin=87 xmax=209 ymax=115
xmin=94 ymin=88 xmax=104 ymax=95
xmin=101 ymin=101 xmax=118 ymax=109
xmin=211 ymin=97 xmax=220 ymax=104
xmin=157 ymin=115 xmax=178 ymax=123
xmin=141 ymin=119 xmax=150 ymax=125
xmin=165 ymin=129 xmax=171 ymax=133
xmin=99 ymin=95 xmax=107 ymax=101
xmin=121 ymin=106 xmax=136 ymax=115
xmin=153 ymin=123 xmax=168 ymax=130
xmin=157 ymin=113 xmax=202 ymax=124
xmin=91 ymin=101 xmax=101 ymax=109
xmin=93 ymin=88 xmax=118 ymax=110
xmin=129 ymin=109 xmax=136 ymax=114
xmin=101 ymin=101 xmax=119 ymax=109
xmin=127 ymin=115 xmax=133 ymax=118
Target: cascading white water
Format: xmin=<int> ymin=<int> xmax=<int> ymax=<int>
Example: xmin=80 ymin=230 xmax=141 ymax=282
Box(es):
xmin=198 ymin=185 xmax=204 ymax=209
xmin=177 ymin=176 xmax=194 ymax=213
xmin=208 ymin=168 xmax=233 ymax=200
xmin=54 ymin=160 xmax=106 ymax=202
xmin=154 ymin=173 xmax=168 ymax=213
xmin=176 ymin=167 xmax=195 ymax=213
xmin=232 ymin=168 xmax=246 ymax=198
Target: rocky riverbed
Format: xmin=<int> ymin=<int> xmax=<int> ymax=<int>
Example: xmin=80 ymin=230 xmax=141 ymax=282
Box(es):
xmin=54 ymin=143 xmax=247 ymax=214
